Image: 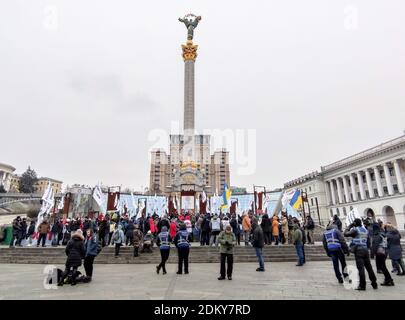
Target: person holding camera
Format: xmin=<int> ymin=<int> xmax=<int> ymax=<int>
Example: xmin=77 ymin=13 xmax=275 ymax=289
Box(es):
xmin=323 ymin=220 xmax=349 ymax=283
xmin=344 ymin=218 xmax=378 ymax=291
xmin=217 ymin=225 xmax=237 ymax=280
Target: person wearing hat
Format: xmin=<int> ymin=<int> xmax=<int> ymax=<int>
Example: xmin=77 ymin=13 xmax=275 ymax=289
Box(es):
xmin=156 ymin=226 xmax=171 ymax=274
xmin=142 ymin=230 xmax=153 ymax=253
xmin=58 ymin=229 xmax=85 ymax=286
xmin=133 ymin=224 xmax=143 ymax=257
xmin=218 ymin=224 xmax=236 ymax=280
xmin=174 ymin=222 xmax=192 ymax=274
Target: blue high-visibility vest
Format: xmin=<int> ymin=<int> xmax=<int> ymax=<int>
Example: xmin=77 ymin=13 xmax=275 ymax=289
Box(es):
xmin=158 ymin=231 xmax=170 ymax=250
xmin=324 ymin=229 xmax=342 ymax=250
xmin=351 ymin=226 xmax=368 ymax=247
xmin=177 ymin=230 xmax=190 ymax=248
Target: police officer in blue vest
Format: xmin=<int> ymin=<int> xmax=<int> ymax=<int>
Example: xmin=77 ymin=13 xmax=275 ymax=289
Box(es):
xmin=156 ymin=226 xmax=171 ymax=275
xmin=344 ymin=218 xmax=378 ymax=290
xmin=174 ymin=223 xmax=192 ymax=274
xmin=323 ymin=220 xmax=349 ymax=283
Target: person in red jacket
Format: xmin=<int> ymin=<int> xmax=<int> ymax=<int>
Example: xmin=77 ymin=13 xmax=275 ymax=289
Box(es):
xmin=170 ymin=219 xmax=178 ymax=242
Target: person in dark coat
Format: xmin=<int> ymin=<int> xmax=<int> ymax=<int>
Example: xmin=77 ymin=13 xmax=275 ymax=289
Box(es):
xmin=58 ymin=229 xmax=85 ymax=286
xmin=251 ymin=220 xmax=265 ymax=272
xmin=98 ymin=218 xmax=107 ymax=247
xmin=386 ymin=224 xmax=405 ymax=276
xmin=200 ymin=214 xmax=211 ymax=246
xmin=10 ymin=216 xmax=22 ymax=247
xmin=230 ymin=214 xmax=240 ymax=245
xmin=125 ymin=220 xmax=135 ymax=246
xmin=371 ymin=223 xmax=394 ymax=286
xmin=26 ymin=220 xmax=36 ymax=245
xmin=260 ymin=214 xmax=272 ymax=245
xmin=333 ymin=215 xmax=342 ymax=232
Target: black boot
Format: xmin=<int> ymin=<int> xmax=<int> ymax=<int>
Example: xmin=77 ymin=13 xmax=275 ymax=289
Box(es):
xmin=156 ymin=266 xmax=160 ymax=274
xmin=381 ymin=279 xmax=394 ymax=286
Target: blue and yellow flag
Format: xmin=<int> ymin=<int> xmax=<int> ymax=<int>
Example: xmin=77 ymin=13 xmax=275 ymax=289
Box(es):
xmin=289 ymin=189 xmax=302 ymax=210
xmin=220 ymin=184 xmax=231 ymax=210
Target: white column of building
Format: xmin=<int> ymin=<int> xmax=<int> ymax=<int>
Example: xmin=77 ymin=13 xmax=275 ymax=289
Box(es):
xmin=324 ymin=181 xmax=331 ymax=205
xmin=357 ymin=172 xmax=366 ymax=200
xmin=373 ymin=166 xmax=384 ymax=197
xmin=365 ymin=169 xmax=375 ymax=198
xmin=336 ymin=178 xmax=344 ymax=204
xmin=383 ymin=163 xmax=394 ymax=195
xmin=349 ymin=174 xmax=357 ymax=201
xmin=342 ymin=176 xmax=350 ymax=203
xmin=393 ymin=159 xmax=405 ymax=194
xmin=329 ymin=180 xmax=336 ymax=205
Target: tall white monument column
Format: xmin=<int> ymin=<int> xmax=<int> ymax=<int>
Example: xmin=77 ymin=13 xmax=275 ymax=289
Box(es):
xmin=357 ymin=172 xmax=366 ymax=200
xmin=383 ymin=163 xmax=394 ymax=195
xmin=374 ymin=166 xmax=384 ymax=197
xmin=349 ymin=174 xmax=357 ymax=201
xmin=365 ymin=169 xmax=375 ymax=198
xmin=393 ymin=159 xmax=404 ymax=193
xmin=342 ymin=176 xmax=350 ymax=203
xmin=181 ymin=40 xmax=198 ymax=161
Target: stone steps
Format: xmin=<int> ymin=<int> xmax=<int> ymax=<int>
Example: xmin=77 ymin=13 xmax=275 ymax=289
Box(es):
xmin=0 ymin=244 xmax=342 ymax=264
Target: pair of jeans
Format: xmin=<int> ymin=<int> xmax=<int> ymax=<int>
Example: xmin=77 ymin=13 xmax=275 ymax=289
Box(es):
xmin=37 ymin=233 xmax=47 ymax=247
xmin=114 ymin=243 xmax=122 ymax=256
xmin=295 ymin=244 xmax=304 ymax=265
xmin=158 ymin=249 xmax=170 ymax=273
xmin=243 ymin=231 xmax=250 ymax=245
xmin=306 ymin=229 xmax=314 ymax=244
xmin=220 ymin=253 xmax=233 ymax=278
xmin=354 ymin=247 xmax=377 ymax=289
xmin=84 ymin=255 xmax=95 ymax=277
xmin=200 ymin=231 xmax=209 ymax=245
xmin=210 ymin=232 xmax=220 ymax=246
xmin=263 ymin=232 xmax=271 ymax=245
xmin=392 ymin=258 xmax=405 ymax=274
xmin=177 ymin=247 xmax=189 ymax=273
xmin=255 ymin=247 xmax=265 ymax=270
xmin=329 ymin=250 xmax=347 ymax=280
xmin=375 ymin=253 xmax=392 ymax=282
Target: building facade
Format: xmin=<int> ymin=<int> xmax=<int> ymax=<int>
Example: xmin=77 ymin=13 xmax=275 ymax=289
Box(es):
xmin=0 ymin=163 xmax=16 ymax=191
xmin=9 ymin=174 xmax=62 ymax=194
xmin=284 ymin=135 xmax=405 ymax=230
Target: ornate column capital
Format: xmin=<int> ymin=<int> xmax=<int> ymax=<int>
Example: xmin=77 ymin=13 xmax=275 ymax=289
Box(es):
xmin=182 ymin=40 xmax=198 ymax=61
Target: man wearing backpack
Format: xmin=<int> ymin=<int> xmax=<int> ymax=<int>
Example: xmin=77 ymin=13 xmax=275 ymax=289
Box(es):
xmin=111 ymin=225 xmax=125 ymax=257
xmin=209 ymin=214 xmax=222 ymax=247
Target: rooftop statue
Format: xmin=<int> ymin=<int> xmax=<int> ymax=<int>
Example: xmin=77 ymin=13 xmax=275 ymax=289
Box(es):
xmin=178 ymin=14 xmax=202 ymax=41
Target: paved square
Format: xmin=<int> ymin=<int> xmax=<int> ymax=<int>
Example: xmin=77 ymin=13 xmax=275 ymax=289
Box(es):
xmin=0 ymin=261 xmax=404 ymax=300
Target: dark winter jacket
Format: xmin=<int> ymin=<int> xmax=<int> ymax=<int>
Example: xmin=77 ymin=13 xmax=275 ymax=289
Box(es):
xmin=252 ymin=225 xmax=265 ymax=248
xmin=125 ymin=223 xmax=135 ymax=237
xmin=260 ymin=214 xmax=272 ymax=233
xmin=387 ymin=229 xmax=403 ymax=260
xmin=230 ymin=217 xmax=240 ymax=235
xmin=65 ymin=235 xmax=85 ymax=267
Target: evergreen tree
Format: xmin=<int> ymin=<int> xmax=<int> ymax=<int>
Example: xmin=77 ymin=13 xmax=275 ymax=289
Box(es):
xmin=19 ymin=166 xmax=38 ymax=193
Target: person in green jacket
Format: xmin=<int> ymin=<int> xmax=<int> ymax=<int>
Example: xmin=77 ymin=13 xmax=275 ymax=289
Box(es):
xmin=218 ymin=225 xmax=236 ymax=280
xmin=293 ymin=223 xmax=305 ymax=266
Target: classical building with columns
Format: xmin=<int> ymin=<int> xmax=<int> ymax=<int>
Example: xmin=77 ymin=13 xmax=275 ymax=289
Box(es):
xmin=284 ymin=134 xmax=405 ymax=230
xmin=0 ymin=163 xmax=16 ymax=191
xmin=149 ymin=17 xmax=230 ymax=208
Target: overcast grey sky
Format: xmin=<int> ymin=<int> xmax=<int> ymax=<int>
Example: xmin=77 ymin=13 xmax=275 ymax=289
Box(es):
xmin=1 ymin=0 xmax=404 ymax=191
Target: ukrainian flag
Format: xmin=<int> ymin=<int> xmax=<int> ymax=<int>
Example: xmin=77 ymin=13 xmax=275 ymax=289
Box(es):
xmin=289 ymin=189 xmax=302 ymax=210
xmin=220 ymin=184 xmax=231 ymax=210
